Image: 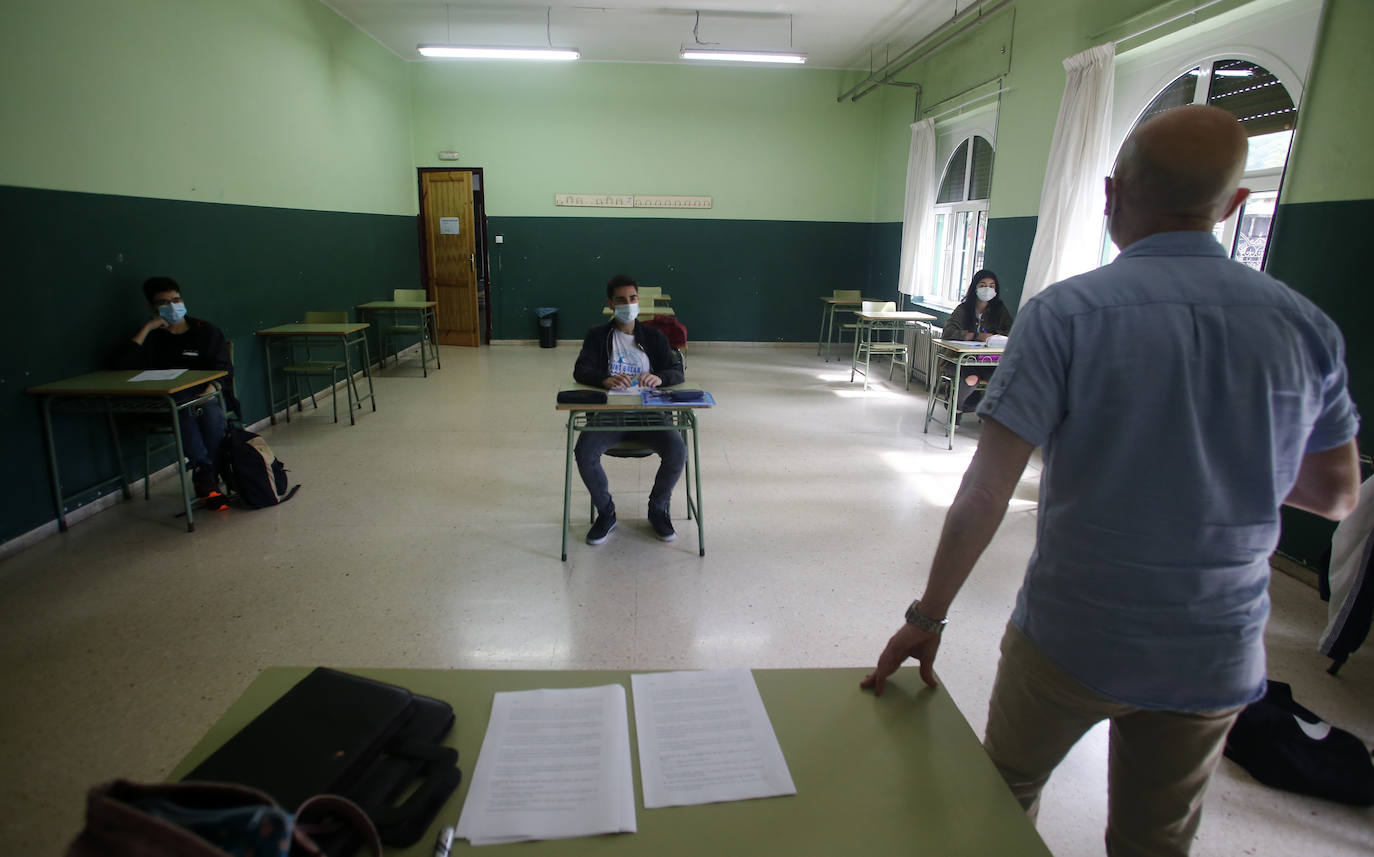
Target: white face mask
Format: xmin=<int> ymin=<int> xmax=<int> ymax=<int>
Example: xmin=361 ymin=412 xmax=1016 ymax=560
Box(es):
xmin=975 ymin=286 xmax=997 ymax=303
xmin=613 ymin=302 xmax=639 ymax=324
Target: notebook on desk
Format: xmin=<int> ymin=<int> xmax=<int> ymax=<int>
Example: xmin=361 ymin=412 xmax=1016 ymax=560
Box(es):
xmin=642 ymin=389 xmax=715 ymax=406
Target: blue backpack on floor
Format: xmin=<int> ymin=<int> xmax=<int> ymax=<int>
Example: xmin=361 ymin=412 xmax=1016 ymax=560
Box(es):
xmin=219 ymin=428 xmax=300 ymax=509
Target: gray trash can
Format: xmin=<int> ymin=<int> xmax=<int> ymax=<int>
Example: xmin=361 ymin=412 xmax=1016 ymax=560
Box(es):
xmin=535 ymin=307 xmax=558 ymax=348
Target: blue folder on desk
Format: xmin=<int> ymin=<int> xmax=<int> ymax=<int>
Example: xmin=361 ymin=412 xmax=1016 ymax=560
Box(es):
xmin=642 ymin=389 xmax=715 ymax=406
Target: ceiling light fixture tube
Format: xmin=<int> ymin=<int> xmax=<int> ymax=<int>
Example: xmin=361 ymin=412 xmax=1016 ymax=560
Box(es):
xmin=680 ymin=49 xmax=806 ymax=64
xmin=418 ymin=45 xmax=580 ymax=60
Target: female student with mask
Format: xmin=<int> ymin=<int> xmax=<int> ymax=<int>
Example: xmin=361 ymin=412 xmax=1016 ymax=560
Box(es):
xmin=941 ymin=269 xmax=1012 ymax=413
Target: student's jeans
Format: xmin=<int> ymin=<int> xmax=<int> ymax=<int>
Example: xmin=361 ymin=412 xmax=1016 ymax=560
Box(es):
xmin=982 ymin=622 xmax=1241 ymax=857
xmin=175 ymin=397 xmax=227 ymax=474
xmin=575 ymin=426 xmax=687 ymax=517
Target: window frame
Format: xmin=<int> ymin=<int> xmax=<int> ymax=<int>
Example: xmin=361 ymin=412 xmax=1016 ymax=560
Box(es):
xmin=925 ymin=132 xmax=994 ymax=309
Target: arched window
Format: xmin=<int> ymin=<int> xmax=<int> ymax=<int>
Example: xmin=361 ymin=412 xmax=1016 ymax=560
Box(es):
xmin=1119 ymin=58 xmax=1296 ymax=269
xmin=931 ymin=135 xmax=994 ymax=302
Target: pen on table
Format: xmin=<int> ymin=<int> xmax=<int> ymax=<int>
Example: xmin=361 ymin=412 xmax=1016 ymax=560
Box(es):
xmin=434 ymin=825 xmax=454 ymax=857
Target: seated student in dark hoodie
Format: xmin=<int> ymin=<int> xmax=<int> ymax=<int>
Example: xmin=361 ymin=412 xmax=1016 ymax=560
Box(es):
xmin=116 ymin=276 xmax=239 ymax=508
xmin=941 ymin=268 xmax=1013 ymax=413
xmin=572 ymin=274 xmax=686 ymax=547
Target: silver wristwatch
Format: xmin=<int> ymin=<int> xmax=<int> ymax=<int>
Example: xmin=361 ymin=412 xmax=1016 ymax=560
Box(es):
xmin=904 ymin=599 xmax=948 ymax=634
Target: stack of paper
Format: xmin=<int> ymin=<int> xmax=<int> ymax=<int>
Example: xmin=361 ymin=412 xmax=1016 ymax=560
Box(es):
xmin=455 ymin=685 xmax=637 ymax=845
xmin=631 ymin=669 xmax=796 ymax=808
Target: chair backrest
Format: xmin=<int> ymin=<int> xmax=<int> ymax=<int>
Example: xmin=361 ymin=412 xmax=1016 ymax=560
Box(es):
xmin=304 ymin=311 xmax=348 ymax=324
xmin=637 ymin=286 xmax=662 ymax=300
xmin=834 ymin=289 xmax=861 ymax=300
xmin=861 ymin=300 xmax=895 ymax=314
xmin=394 ymin=289 xmax=427 ymax=302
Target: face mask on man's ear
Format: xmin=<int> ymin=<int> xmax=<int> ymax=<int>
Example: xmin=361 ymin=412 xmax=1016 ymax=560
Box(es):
xmin=158 ymin=302 xmax=188 ymax=324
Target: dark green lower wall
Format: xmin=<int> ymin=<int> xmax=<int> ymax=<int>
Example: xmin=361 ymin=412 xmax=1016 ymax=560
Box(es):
xmin=1267 ymin=198 xmax=1374 ymax=566
xmin=983 ymin=216 xmax=1038 ymax=312
xmin=487 ymin=217 xmax=882 ymax=342
xmin=1 ymin=184 xmax=420 ymax=544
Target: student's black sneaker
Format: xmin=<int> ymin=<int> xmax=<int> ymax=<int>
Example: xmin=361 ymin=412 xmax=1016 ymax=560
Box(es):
xmin=586 ymin=505 xmax=617 ymax=545
xmin=648 ymin=508 xmax=676 ymax=542
xmin=192 ymin=465 xmax=219 ymax=500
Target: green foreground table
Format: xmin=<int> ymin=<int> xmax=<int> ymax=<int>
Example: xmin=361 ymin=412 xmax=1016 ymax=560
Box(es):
xmin=171 ymin=667 xmax=1050 ymax=856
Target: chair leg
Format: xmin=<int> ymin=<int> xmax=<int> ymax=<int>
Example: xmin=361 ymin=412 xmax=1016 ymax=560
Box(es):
xmin=144 ymin=436 xmax=153 ymax=501
xmin=331 ymin=369 xmax=340 ymax=423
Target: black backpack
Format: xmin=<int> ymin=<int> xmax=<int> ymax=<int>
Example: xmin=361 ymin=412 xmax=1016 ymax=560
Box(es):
xmin=220 ymin=427 xmax=300 ymax=509
xmin=1224 ymin=680 xmax=1374 ymax=806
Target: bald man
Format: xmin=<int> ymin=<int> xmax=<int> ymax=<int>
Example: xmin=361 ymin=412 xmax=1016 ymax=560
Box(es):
xmin=862 ymin=105 xmax=1360 ymax=856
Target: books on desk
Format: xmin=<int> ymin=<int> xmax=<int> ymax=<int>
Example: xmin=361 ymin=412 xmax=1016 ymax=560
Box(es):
xmin=641 ymin=389 xmax=715 ymax=406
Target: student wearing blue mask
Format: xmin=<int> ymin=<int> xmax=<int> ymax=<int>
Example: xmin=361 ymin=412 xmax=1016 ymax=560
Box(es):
xmin=572 ymin=274 xmax=686 ymax=546
xmin=116 ymin=277 xmax=238 ymax=508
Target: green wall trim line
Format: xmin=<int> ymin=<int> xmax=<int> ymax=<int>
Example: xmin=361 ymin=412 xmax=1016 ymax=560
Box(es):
xmin=1 ymin=184 xmax=420 ymax=544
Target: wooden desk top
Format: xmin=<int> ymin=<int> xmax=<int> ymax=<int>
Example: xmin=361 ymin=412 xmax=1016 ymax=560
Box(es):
xmin=933 ymin=338 xmax=1006 ymax=355
xmin=855 ymin=311 xmax=936 ymax=322
xmin=356 ymin=301 xmax=437 ymax=309
xmin=819 ymin=296 xmax=879 ymax=305
xmin=257 ymin=322 xmax=370 ymax=336
xmin=170 ymin=667 xmax=1049 ymax=857
xmin=26 ymin=369 xmax=227 ymax=397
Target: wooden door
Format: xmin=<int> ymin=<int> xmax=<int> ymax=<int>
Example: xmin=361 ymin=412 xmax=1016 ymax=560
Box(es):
xmin=420 ymin=171 xmax=479 ymax=346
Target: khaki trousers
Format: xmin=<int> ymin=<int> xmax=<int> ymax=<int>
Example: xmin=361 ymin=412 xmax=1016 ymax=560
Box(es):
xmin=982 ymin=622 xmax=1241 ymax=857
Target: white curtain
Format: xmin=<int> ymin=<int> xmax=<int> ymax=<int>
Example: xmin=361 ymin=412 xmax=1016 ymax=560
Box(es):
xmin=896 ymin=119 xmax=938 ymax=298
xmin=1020 ymin=43 xmax=1115 ymax=307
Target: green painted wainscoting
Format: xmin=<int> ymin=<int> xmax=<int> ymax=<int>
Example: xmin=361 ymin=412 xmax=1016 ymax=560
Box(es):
xmin=0 ymin=184 xmax=420 ymax=544
xmin=486 ymin=217 xmax=884 ymax=343
xmin=1267 ymin=198 xmax=1374 ymax=568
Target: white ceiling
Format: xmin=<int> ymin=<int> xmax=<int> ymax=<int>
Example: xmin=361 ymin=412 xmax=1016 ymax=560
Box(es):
xmin=319 ymin=0 xmax=973 ymax=70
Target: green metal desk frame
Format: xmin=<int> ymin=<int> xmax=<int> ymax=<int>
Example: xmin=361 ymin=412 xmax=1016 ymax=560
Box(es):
xmin=816 ymin=296 xmax=876 ymax=363
xmin=924 ymin=340 xmax=1005 ymax=449
xmin=559 ymin=405 xmax=705 ymax=561
xmin=356 ymin=301 xmax=441 ymax=377
xmin=848 ymin=312 xmax=935 ymax=391
xmin=27 ymin=369 xmax=228 ymax=533
xmin=258 ymin=323 xmax=376 ymax=426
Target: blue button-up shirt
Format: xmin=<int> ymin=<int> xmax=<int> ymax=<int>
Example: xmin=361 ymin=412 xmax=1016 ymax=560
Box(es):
xmin=980 ymin=231 xmax=1359 ymax=711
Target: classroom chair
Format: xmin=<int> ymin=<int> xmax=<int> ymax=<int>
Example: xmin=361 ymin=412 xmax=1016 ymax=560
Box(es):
xmin=832 ymin=289 xmax=863 ymax=356
xmin=851 ymin=300 xmax=911 ymax=391
xmin=279 ymin=311 xmax=349 ymax=423
xmin=379 ymin=288 xmax=437 ymax=373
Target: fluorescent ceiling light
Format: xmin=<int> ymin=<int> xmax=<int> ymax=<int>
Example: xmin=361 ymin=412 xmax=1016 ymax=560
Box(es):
xmin=418 ymin=45 xmax=580 ymax=60
xmin=680 ymin=49 xmax=806 ymax=64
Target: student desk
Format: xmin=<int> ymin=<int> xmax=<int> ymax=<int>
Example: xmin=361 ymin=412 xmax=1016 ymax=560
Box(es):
xmin=925 ymin=340 xmax=1006 ymax=449
xmin=258 ymin=323 xmax=375 ymax=426
xmin=848 ymin=310 xmax=935 ymax=391
xmin=27 ymin=369 xmax=228 ymax=532
xmin=558 ymin=397 xmax=707 ymax=561
xmin=816 ymin=295 xmax=879 ymax=362
xmin=169 ymin=666 xmax=1050 ymax=857
xmin=356 ymin=300 xmax=441 ymax=377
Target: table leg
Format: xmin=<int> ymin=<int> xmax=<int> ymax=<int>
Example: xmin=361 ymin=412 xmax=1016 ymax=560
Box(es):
xmin=265 ymin=337 xmax=279 ymax=425
xmin=430 ymin=307 xmax=442 ymax=370
xmin=689 ymin=411 xmax=704 ymax=557
xmin=562 ymin=414 xmax=576 ymax=562
xmin=817 ymin=304 xmax=828 ymax=357
xmin=104 ymin=402 xmax=132 ymax=500
xmin=850 ymin=319 xmax=865 ymax=383
xmin=341 ymin=334 xmax=358 ymax=425
xmin=39 ymin=397 xmax=70 ymax=532
xmin=947 ymin=362 xmax=962 ymax=450
xmin=168 ymin=395 xmax=196 ymax=531
xmin=359 ymin=334 xmax=376 ymax=412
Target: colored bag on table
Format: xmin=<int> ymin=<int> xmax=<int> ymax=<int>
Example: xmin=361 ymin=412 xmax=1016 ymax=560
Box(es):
xmin=219 ymin=427 xmax=299 ymax=509
xmin=183 ymin=668 xmax=462 ymax=847
xmin=65 ymin=779 xmax=381 ymax=857
xmin=1224 ymin=680 xmax=1374 ymax=806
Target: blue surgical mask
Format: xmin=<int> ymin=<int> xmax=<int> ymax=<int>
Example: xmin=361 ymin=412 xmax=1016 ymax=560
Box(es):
xmin=158 ymin=302 xmax=188 ymax=324
xmin=613 ymin=303 xmax=639 ymax=324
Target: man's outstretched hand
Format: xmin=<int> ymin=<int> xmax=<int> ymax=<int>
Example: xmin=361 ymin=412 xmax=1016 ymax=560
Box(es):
xmin=860 ymin=623 xmax=941 ymax=696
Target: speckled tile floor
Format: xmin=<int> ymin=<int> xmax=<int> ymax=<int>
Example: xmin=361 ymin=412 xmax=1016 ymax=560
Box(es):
xmin=1 ymin=344 xmax=1370 ymax=855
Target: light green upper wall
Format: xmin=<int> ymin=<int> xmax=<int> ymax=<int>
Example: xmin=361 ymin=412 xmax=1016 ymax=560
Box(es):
xmin=0 ymin=0 xmax=415 ymax=216
xmin=408 ymin=62 xmax=884 ymax=221
xmin=1284 ymin=0 xmax=1374 ymax=203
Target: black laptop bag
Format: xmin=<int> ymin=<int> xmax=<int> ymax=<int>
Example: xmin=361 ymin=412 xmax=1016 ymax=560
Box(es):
xmin=184 ymin=668 xmax=461 ymax=847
